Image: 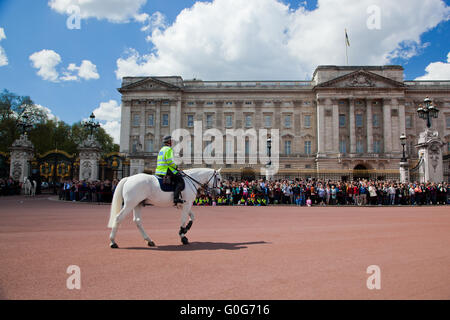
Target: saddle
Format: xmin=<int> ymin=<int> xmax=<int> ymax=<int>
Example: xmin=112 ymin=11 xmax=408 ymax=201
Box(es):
xmin=155 ymin=175 xmax=175 ymax=192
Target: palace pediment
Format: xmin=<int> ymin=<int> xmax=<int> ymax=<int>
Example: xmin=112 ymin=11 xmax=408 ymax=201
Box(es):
xmin=119 ymin=77 xmax=182 ymax=92
xmin=315 ymin=70 xmax=406 ymax=89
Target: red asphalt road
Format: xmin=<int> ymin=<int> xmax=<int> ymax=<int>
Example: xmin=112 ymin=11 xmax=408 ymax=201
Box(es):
xmin=0 ymin=195 xmax=449 ymax=300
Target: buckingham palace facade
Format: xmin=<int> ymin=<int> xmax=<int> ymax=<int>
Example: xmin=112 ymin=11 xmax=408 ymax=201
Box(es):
xmin=118 ymin=65 xmax=450 ymax=181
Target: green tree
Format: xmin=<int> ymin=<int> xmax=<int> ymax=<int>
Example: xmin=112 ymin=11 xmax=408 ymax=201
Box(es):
xmin=71 ymin=121 xmax=119 ymax=154
xmin=0 ymin=89 xmax=47 ymax=152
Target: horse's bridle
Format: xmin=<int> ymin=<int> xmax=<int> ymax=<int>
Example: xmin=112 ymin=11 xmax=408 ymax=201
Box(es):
xmin=180 ymin=170 xmax=220 ymax=195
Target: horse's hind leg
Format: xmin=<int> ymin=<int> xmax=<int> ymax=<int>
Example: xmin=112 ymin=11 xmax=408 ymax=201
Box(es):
xmin=109 ymin=203 xmax=134 ymax=248
xmin=133 ymin=205 xmax=155 ymax=247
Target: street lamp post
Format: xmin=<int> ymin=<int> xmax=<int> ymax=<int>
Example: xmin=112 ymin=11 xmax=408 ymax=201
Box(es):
xmin=417 ymin=96 xmax=439 ymax=129
xmin=18 ymin=114 xmax=32 ymax=135
xmin=83 ymin=112 xmax=100 ymax=137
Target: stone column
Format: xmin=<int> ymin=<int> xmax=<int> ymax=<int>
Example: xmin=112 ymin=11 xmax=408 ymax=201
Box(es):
xmin=9 ymin=134 xmax=34 ymax=182
xmin=140 ymin=102 xmax=146 ymax=150
xmin=399 ymin=161 xmax=410 ymax=183
xmin=176 ymin=98 xmax=182 ymax=130
xmin=316 ymin=98 xmax=326 ymax=155
xmin=119 ymin=100 xmax=131 ymax=153
xmin=78 ymin=136 xmax=101 ymax=181
xmin=366 ymin=99 xmax=373 ymax=153
xmin=416 ymin=130 xmax=445 ymax=183
xmin=170 ymin=100 xmax=177 ymax=135
xmin=155 ymin=100 xmax=161 ymax=148
xmin=332 ymin=99 xmax=339 ymax=153
xmin=349 ymin=98 xmax=356 ymax=154
xmin=383 ymin=99 xmax=392 ymax=153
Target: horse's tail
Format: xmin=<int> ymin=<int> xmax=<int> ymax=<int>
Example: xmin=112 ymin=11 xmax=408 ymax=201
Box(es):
xmin=108 ymin=177 xmax=127 ymax=228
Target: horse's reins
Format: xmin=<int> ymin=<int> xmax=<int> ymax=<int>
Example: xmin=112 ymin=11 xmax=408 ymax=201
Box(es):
xmin=180 ymin=170 xmax=219 ymax=195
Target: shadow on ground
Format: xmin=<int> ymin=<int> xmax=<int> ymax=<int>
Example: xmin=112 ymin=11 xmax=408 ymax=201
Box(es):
xmin=122 ymin=241 xmax=269 ymax=251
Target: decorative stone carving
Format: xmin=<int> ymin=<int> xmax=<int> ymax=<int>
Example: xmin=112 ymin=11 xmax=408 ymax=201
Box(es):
xmin=346 ymin=74 xmax=375 ymax=87
xmin=9 ymin=134 xmax=34 ymax=182
xmin=416 ymin=129 xmax=444 ymax=183
xmin=78 ymin=136 xmax=101 ymax=181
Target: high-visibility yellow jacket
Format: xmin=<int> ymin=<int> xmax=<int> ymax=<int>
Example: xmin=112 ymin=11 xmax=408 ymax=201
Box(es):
xmin=155 ymin=146 xmax=178 ymax=175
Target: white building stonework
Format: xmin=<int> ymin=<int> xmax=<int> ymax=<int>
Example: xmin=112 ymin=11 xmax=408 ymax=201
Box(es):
xmin=10 ymin=134 xmax=35 ymax=182
xmin=118 ymin=65 xmax=450 ymax=181
xmin=78 ymin=137 xmax=102 ymax=181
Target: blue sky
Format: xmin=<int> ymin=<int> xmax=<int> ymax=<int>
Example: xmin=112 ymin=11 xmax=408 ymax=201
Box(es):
xmin=0 ymin=0 xmax=449 ymax=143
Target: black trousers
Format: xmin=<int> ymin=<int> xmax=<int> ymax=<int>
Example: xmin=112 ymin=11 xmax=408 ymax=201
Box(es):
xmin=166 ymin=169 xmax=185 ymax=201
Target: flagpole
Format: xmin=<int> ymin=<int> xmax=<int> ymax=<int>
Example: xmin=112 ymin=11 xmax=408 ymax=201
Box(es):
xmin=346 ymin=41 xmax=348 ymax=66
xmin=345 ymin=28 xmax=349 ymax=66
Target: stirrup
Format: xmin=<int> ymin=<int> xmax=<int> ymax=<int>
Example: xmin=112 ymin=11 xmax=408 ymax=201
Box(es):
xmin=173 ymin=199 xmax=185 ymax=205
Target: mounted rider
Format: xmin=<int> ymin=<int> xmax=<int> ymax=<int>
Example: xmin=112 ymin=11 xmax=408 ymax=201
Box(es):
xmin=156 ymin=136 xmax=185 ymax=205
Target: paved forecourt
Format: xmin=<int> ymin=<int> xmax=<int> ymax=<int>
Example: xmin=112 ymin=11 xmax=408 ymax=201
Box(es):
xmin=0 ymin=195 xmax=449 ymax=299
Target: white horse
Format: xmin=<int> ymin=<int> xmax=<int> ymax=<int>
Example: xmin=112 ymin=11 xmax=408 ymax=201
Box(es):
xmin=23 ymin=177 xmax=36 ymax=197
xmin=107 ymin=168 xmax=222 ymax=248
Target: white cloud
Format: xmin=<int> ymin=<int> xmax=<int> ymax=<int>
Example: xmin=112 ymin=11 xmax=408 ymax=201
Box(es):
xmin=29 ymin=49 xmax=99 ymax=82
xmin=48 ymin=0 xmax=147 ymax=23
xmin=116 ymin=0 xmax=450 ymax=80
xmin=92 ymin=100 xmax=121 ymax=143
xmin=415 ymin=52 xmax=450 ymax=80
xmin=93 ymin=100 xmax=121 ymax=122
xmin=29 ymin=49 xmax=61 ymax=82
xmin=61 ymin=60 xmax=100 ymax=81
xmin=0 ymin=27 xmax=9 ymax=66
xmin=35 ymin=104 xmax=60 ymax=121
xmin=101 ymin=120 xmax=120 ymax=144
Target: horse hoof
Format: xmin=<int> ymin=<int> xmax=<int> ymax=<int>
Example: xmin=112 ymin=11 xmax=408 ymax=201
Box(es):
xmin=110 ymin=243 xmax=119 ymax=249
xmin=181 ymin=236 xmax=189 ymax=245
xmin=148 ymin=241 xmax=156 ymax=247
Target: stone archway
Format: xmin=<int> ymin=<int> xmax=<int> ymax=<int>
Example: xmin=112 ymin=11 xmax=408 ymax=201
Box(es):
xmin=241 ymin=167 xmax=256 ymax=181
xmin=353 ymin=164 xmax=369 ymax=180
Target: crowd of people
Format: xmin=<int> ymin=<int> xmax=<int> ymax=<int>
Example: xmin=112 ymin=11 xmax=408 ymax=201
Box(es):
xmin=0 ymin=177 xmax=21 ymax=196
xmin=58 ymin=179 xmax=118 ymax=203
xmin=195 ymin=179 xmax=450 ymax=207
xmin=1 ymin=175 xmax=450 ymax=207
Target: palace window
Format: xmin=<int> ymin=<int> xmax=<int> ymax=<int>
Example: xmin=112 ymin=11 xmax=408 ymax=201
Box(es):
xmin=373 ymin=140 xmax=381 ymax=154
xmin=304 ymin=141 xmax=311 ymax=155
xmin=132 ymin=114 xmax=140 ymax=126
xmin=356 ymin=114 xmax=363 ymax=128
xmin=245 ymin=139 xmax=250 ymax=156
xmin=225 ymin=140 xmax=233 ymax=155
xmin=446 ymin=115 xmax=450 ymax=128
xmin=148 ymin=114 xmax=154 ymax=127
xmin=406 ymin=115 xmax=413 ymax=129
xmin=285 ymin=140 xmax=292 ymax=155
xmin=304 ymin=115 xmax=311 ymax=128
xmin=225 ymin=115 xmax=233 ymax=128
xmin=206 ymin=114 xmax=214 ymax=128
xmin=284 ymin=115 xmax=292 ymax=128
xmin=356 ymin=140 xmax=364 ymax=153
xmin=162 ymin=114 xmax=169 ymax=127
xmin=187 ymin=102 xmax=194 ymax=106
xmin=245 ymin=115 xmax=252 ymax=128
xmin=339 ymin=114 xmax=346 ymax=127
xmin=187 ymin=115 xmax=194 ymax=128
xmin=339 ymin=140 xmax=346 ymax=153
xmin=264 ymin=115 xmax=272 ymax=127
xmin=146 ymin=139 xmax=154 ymax=152
xmin=372 ymin=114 xmax=379 ymax=127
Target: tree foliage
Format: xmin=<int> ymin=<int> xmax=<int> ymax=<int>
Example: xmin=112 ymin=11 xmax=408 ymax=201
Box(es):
xmin=0 ymin=89 xmax=119 ymax=155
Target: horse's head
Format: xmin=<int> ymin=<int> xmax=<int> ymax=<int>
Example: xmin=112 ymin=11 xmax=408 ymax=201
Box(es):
xmin=206 ymin=168 xmax=222 ymax=196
